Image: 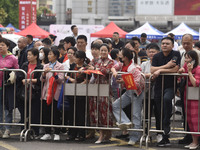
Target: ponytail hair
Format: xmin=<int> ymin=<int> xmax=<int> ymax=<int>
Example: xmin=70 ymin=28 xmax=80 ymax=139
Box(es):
xmin=132 ymin=50 xmax=138 ymax=64
xmin=75 ymin=50 xmax=90 ymax=66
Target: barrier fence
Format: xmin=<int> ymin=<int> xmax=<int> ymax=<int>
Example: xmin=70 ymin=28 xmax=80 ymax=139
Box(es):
xmin=0 ymin=69 xmax=28 ymax=141
xmin=145 ymin=73 xmax=200 ymax=149
xmin=0 ymin=69 xmax=200 ymax=149
xmin=25 ymin=70 xmax=146 ymax=142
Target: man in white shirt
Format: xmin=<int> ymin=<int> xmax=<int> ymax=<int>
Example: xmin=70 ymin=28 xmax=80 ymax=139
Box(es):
xmin=168 ymin=33 xmax=179 ymax=51
xmin=76 ymin=35 xmax=93 ymax=60
xmin=71 ymin=25 xmax=78 ymax=41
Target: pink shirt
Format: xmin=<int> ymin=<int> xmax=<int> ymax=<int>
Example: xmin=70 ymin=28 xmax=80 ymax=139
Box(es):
xmin=0 ymin=54 xmax=19 ymax=87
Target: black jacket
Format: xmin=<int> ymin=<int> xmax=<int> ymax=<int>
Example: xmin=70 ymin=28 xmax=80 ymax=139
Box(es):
xmin=16 ymin=62 xmax=43 ymax=99
xmin=18 ymin=47 xmax=28 ymax=68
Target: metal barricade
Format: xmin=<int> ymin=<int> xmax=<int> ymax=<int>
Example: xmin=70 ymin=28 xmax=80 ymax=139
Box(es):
xmin=26 ymin=69 xmax=115 ymax=142
xmin=145 ymin=73 xmax=200 ymax=149
xmin=0 ymin=69 xmax=28 ymax=141
xmin=25 ymin=69 xmax=147 ymax=146
xmin=115 ymin=72 xmax=147 ymax=148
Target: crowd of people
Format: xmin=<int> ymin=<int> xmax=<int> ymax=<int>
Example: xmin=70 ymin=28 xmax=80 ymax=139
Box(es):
xmin=0 ymin=25 xmax=200 ymax=149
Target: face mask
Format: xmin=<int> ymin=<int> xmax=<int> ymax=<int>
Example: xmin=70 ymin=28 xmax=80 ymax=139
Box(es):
xmin=39 ymin=53 xmax=44 ymax=60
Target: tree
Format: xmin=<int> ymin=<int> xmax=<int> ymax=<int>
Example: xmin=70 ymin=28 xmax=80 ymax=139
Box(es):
xmin=0 ymin=8 xmax=8 ymax=23
xmin=37 ymin=6 xmax=52 ymax=20
xmin=0 ymin=0 xmax=19 ymax=28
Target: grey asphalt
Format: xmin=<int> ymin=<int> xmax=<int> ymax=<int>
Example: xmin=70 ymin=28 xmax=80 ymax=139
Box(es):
xmin=0 ymin=109 xmax=190 ymax=150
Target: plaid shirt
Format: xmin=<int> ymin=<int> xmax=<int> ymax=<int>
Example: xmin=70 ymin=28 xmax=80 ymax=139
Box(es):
xmin=114 ymin=61 xmax=145 ymax=96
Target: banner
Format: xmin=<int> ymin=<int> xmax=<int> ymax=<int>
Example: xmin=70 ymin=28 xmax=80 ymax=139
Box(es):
xmin=175 ymin=0 xmax=200 ymax=15
xmin=19 ymin=0 xmax=37 ymax=30
xmin=136 ymin=0 xmax=173 ymax=15
xmin=121 ymin=73 xmax=137 ymax=90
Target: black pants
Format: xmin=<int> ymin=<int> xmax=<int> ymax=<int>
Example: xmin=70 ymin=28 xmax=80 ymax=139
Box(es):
xmin=18 ymin=95 xmax=40 ymax=135
xmin=154 ymin=88 xmax=175 ymax=135
xmin=67 ymin=96 xmax=86 ymax=138
xmin=42 ymin=99 xmax=61 ymax=134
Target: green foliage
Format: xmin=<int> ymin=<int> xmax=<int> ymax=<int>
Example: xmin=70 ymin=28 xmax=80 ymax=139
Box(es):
xmin=0 ymin=8 xmax=8 ymax=23
xmin=0 ymin=0 xmax=19 ymax=28
xmin=37 ymin=6 xmax=52 ymax=20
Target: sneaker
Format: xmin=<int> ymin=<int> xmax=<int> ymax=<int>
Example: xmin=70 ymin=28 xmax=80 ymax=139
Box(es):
xmin=53 ymin=134 xmax=60 ymax=141
xmin=128 ymin=140 xmax=136 ymax=146
xmin=165 ymin=137 xmax=171 ymax=146
xmin=156 ymin=134 xmax=163 ymax=143
xmin=40 ymin=134 xmax=51 ymax=140
xmin=116 ymin=122 xmax=132 ymax=131
xmin=33 ymin=135 xmax=40 ymax=140
xmin=2 ymin=130 xmax=10 ymax=139
xmin=157 ymin=137 xmax=170 ymax=147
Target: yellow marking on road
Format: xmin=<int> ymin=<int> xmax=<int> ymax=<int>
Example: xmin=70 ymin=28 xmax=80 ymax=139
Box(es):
xmin=0 ymin=141 xmax=19 ymax=150
xmin=90 ymin=137 xmax=156 ymax=150
xmin=151 ymin=126 xmax=184 ymax=130
xmin=10 ymin=133 xmax=20 ymax=136
xmin=169 ymin=137 xmax=184 ymax=141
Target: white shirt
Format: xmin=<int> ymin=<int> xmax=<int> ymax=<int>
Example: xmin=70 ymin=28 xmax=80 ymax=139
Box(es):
xmin=62 ymin=59 xmax=70 ymax=71
xmin=141 ymin=60 xmax=151 ymax=74
xmin=173 ymin=41 xmax=179 ymax=51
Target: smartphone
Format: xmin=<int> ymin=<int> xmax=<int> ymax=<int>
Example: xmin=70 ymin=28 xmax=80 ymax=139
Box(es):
xmin=172 ymin=56 xmax=177 ymax=62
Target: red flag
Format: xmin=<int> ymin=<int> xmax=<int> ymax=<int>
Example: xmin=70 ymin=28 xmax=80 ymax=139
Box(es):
xmin=121 ymin=73 xmax=137 ymax=90
xmin=46 ymin=76 xmax=57 ymax=105
xmin=83 ymin=70 xmax=104 ymax=76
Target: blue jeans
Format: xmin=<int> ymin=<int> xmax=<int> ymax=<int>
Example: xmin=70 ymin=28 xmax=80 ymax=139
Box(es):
xmin=154 ymin=88 xmax=174 ymax=135
xmin=112 ymin=90 xmax=144 ymax=142
xmin=0 ymin=89 xmax=12 ymax=130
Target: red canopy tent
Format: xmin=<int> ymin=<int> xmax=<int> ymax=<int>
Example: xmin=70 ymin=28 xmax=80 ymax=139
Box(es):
xmin=0 ymin=24 xmax=4 ymax=27
xmin=15 ymin=23 xmax=50 ymax=38
xmin=91 ymin=22 xmax=127 ymax=38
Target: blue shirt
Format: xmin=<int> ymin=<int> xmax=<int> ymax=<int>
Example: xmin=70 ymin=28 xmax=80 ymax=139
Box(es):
xmin=49 ymin=61 xmax=57 ymax=69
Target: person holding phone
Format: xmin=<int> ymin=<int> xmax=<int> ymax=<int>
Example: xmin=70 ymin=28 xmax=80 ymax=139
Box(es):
xmin=151 ymin=37 xmax=181 ymax=147
xmin=178 ymin=50 xmax=200 ymax=149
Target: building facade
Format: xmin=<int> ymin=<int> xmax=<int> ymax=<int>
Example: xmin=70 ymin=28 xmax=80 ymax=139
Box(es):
xmin=38 ymin=0 xmax=200 ymax=33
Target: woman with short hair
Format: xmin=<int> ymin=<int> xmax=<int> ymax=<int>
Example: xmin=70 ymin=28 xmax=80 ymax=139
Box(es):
xmin=0 ymin=38 xmax=19 ymax=138
xmin=17 ymin=48 xmax=43 ymax=137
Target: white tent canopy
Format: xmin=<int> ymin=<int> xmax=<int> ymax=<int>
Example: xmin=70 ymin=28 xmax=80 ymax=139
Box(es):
xmin=164 ymin=22 xmax=199 ymax=40
xmin=126 ymin=22 xmax=164 ymax=39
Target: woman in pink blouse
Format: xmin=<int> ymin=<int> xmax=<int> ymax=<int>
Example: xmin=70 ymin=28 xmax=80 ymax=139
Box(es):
xmin=0 ymin=38 xmax=19 ymax=138
xmin=179 ymin=50 xmax=200 ymax=149
xmin=40 ymin=48 xmax=64 ymax=141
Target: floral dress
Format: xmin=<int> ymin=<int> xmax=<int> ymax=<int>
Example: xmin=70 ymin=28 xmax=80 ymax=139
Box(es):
xmin=89 ymin=57 xmax=114 ymax=127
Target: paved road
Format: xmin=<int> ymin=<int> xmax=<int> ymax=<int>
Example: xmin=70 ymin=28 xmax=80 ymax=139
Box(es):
xmin=0 ymin=110 xmax=188 ymax=150
xmin=0 ymin=128 xmax=186 ymax=150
